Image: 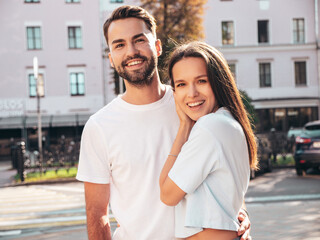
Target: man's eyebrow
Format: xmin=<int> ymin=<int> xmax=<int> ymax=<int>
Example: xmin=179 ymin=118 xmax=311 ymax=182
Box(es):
xmin=111 ymin=33 xmax=146 ymax=45
xmin=111 ymin=38 xmax=125 ymax=45
xmin=132 ymin=33 xmax=145 ymax=40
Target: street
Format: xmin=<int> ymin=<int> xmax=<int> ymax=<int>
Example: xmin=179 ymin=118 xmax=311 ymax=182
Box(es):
xmin=246 ymin=169 xmax=320 ymax=240
xmin=0 ymin=168 xmax=319 ymax=240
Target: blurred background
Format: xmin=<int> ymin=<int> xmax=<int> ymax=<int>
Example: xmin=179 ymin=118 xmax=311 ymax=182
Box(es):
xmin=0 ymin=0 xmax=319 ymax=239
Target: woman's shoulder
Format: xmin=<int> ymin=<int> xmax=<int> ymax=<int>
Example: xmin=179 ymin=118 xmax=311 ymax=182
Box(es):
xmin=197 ymin=108 xmax=233 ymax=126
xmin=196 ymin=108 xmax=243 ymax=138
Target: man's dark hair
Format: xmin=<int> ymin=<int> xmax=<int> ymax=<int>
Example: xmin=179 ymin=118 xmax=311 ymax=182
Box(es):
xmin=103 ymin=5 xmax=157 ymax=45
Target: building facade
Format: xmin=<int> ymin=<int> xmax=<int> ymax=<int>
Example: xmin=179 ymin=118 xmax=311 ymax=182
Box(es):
xmin=0 ymin=0 xmax=105 ymax=157
xmin=204 ymin=0 xmax=319 ymax=132
xmin=0 ymin=0 xmax=319 ymax=158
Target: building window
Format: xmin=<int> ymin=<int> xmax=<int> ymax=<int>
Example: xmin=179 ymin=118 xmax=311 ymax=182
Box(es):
xmin=228 ymin=63 xmax=236 ymax=81
xmin=66 ymin=0 xmax=80 ymax=2
xmin=259 ymin=62 xmax=271 ymax=87
xmin=26 ymin=27 xmax=42 ymax=50
xmin=68 ymin=26 xmax=82 ymax=49
xmin=28 ymin=73 xmax=44 ymax=97
xmin=70 ymin=72 xmax=85 ymax=96
xmin=25 ymin=0 xmax=40 ymax=3
xmin=293 ymin=18 xmax=305 ymax=44
xmin=222 ymin=21 xmax=234 ymax=45
xmin=258 ymin=20 xmax=269 ymax=43
xmin=295 ymin=61 xmax=306 ymax=86
xmin=110 ymin=0 xmax=124 ymax=2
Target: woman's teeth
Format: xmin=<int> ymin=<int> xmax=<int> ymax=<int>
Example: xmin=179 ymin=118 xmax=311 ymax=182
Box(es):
xmin=187 ymin=101 xmax=204 ymax=107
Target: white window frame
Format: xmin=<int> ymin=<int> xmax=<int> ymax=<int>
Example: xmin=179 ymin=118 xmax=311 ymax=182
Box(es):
xmin=68 ymin=67 xmax=86 ymax=96
xmin=66 ymin=22 xmax=83 ymax=49
xmin=26 ymin=69 xmax=46 ymax=98
xmin=221 ymin=20 xmax=235 ymax=46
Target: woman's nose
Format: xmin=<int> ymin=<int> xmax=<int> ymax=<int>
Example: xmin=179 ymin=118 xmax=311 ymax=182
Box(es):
xmin=187 ymin=84 xmax=199 ymax=98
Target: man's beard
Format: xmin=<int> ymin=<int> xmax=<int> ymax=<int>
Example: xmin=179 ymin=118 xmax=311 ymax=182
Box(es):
xmin=116 ymin=53 xmax=157 ymax=87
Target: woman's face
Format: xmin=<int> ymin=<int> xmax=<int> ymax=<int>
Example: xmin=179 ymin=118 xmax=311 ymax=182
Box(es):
xmin=172 ymin=57 xmax=218 ymax=121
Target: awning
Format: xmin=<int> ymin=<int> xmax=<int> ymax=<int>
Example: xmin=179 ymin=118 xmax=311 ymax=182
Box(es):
xmin=0 ymin=114 xmax=91 ymax=130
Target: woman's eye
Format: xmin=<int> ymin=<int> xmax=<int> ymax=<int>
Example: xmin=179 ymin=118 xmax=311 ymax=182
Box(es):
xmin=176 ymin=83 xmax=185 ymax=88
xmin=198 ymin=79 xmax=207 ymax=83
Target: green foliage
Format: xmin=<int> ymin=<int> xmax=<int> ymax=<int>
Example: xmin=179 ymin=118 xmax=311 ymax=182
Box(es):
xmin=272 ymin=155 xmax=295 ymax=167
xmin=15 ymin=167 xmax=78 ymax=183
xmin=140 ymin=0 xmax=207 ymax=81
xmin=240 ymin=90 xmax=258 ymax=129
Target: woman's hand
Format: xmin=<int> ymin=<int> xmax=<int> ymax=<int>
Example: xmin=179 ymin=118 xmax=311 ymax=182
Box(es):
xmin=173 ymin=92 xmax=195 ymax=128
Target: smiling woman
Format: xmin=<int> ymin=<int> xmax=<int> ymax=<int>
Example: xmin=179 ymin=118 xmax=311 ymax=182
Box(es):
xmin=159 ymin=41 xmax=257 ymax=240
xmin=171 ymin=57 xmax=218 ymax=121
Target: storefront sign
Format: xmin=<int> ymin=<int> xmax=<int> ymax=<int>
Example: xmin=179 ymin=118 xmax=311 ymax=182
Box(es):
xmin=0 ymin=99 xmax=24 ymax=117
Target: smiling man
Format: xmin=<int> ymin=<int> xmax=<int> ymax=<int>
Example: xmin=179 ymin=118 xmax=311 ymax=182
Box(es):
xmin=76 ymin=5 xmax=252 ymax=240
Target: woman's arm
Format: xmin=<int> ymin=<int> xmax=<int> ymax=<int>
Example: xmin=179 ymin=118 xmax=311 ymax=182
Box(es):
xmin=159 ymin=95 xmax=194 ymax=206
xmin=159 ymin=122 xmax=193 ymax=206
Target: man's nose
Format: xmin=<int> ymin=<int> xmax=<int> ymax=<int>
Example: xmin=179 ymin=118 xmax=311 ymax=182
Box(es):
xmin=127 ymin=43 xmax=139 ymax=56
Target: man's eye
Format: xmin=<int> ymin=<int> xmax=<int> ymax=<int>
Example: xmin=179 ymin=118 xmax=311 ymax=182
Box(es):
xmin=135 ymin=38 xmax=145 ymax=43
xmin=115 ymin=43 xmax=124 ymax=49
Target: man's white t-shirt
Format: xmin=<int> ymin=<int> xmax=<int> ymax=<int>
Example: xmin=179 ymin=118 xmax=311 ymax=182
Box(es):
xmin=77 ymin=85 xmax=180 ymax=240
xmin=169 ymin=108 xmax=250 ymax=238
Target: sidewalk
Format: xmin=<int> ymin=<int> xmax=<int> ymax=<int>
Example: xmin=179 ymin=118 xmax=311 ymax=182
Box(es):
xmin=0 ymin=161 xmax=16 ymax=188
xmin=0 ymin=161 xmax=78 ymax=188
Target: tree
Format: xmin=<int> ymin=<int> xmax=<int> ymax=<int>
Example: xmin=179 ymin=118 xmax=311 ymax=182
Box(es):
xmin=240 ymin=90 xmax=258 ymax=129
xmin=140 ymin=0 xmax=207 ymax=82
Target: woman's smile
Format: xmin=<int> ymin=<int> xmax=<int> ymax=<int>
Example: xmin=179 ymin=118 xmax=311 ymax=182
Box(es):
xmin=172 ymin=57 xmax=217 ymax=121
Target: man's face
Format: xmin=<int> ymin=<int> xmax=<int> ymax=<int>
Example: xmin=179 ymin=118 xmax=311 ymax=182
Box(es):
xmin=108 ymin=18 xmax=162 ymax=87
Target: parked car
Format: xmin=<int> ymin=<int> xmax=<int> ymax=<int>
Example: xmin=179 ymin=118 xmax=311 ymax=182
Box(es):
xmin=251 ymin=134 xmax=273 ymax=179
xmin=287 ymin=127 xmax=303 ymax=140
xmin=294 ymin=120 xmax=320 ymax=176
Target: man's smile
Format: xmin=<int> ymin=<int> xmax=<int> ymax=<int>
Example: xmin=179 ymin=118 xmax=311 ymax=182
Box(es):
xmin=126 ymin=59 xmax=144 ymax=67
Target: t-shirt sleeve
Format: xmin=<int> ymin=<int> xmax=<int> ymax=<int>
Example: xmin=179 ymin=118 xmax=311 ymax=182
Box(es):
xmin=76 ymin=118 xmax=111 ymax=184
xmin=168 ymin=125 xmax=220 ymax=194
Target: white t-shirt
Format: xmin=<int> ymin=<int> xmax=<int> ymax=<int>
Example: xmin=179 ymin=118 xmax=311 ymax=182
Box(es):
xmin=169 ymin=108 xmax=250 ymax=238
xmin=76 ymin=85 xmax=180 ymax=240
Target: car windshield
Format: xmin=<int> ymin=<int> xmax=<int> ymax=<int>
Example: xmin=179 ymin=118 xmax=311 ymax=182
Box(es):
xmin=305 ymin=124 xmax=320 ymax=130
xmin=303 ymin=124 xmax=320 ymax=138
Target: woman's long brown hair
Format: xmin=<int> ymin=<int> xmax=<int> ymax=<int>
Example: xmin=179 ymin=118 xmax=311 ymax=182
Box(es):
xmin=168 ymin=41 xmax=258 ymax=169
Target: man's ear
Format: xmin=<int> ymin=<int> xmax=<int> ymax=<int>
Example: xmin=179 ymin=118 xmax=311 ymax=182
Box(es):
xmin=108 ymin=53 xmax=114 ymax=68
xmin=155 ymin=39 xmax=162 ymax=57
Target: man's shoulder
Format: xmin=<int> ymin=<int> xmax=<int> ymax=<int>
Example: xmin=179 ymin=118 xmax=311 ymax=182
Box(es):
xmin=94 ymin=97 xmax=120 ymax=114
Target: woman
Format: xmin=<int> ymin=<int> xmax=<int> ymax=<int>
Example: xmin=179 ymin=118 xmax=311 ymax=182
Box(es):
xmin=159 ymin=41 xmax=258 ymax=240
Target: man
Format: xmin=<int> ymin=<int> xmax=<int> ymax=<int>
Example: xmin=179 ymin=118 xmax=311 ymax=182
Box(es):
xmin=76 ymin=5 xmax=251 ymax=240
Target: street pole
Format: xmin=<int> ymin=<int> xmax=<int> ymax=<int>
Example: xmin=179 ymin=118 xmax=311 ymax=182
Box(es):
xmin=33 ymin=57 xmax=43 ymax=175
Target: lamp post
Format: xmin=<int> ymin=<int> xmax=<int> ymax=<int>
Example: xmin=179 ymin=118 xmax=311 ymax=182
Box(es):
xmin=33 ymin=57 xmax=43 ymax=175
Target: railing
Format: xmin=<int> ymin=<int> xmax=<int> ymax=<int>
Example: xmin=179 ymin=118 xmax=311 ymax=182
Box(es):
xmin=256 ymin=130 xmax=296 ymax=161
xmin=11 ymin=136 xmax=80 ymax=182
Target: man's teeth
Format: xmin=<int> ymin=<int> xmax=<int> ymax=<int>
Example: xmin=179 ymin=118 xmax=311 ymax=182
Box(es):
xmin=127 ymin=60 xmax=142 ymax=66
xmin=187 ymin=101 xmax=204 ymax=107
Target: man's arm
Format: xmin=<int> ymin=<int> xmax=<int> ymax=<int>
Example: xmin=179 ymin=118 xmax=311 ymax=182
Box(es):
xmin=237 ymin=201 xmax=252 ymax=240
xmin=84 ymin=182 xmax=111 ymax=240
